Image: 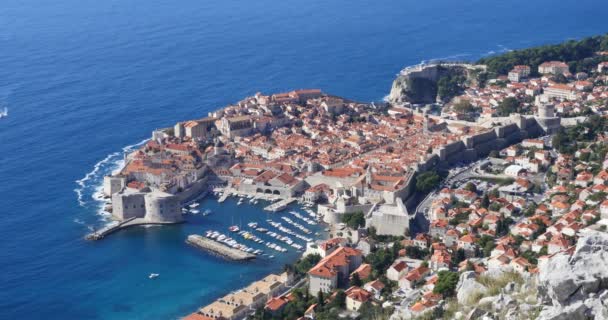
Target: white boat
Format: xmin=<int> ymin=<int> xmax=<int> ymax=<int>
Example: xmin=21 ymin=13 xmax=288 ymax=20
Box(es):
xmin=189 ymin=203 xmax=199 ymax=208
xmin=0 ymin=107 xmax=7 ymax=119
xmin=149 ymin=273 xmax=159 ymax=279
xmin=190 ymin=209 xmax=200 ymax=214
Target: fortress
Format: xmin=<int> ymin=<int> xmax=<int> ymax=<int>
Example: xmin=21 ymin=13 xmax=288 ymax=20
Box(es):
xmin=97 ymin=80 xmax=571 ymax=234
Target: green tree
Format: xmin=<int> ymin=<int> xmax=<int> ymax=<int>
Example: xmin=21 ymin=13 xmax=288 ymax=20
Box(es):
xmin=329 ymin=290 xmax=346 ymax=309
xmin=293 ymin=254 xmax=321 ymax=276
xmin=437 ymin=74 xmax=466 ymax=101
xmin=350 ymin=272 xmax=362 ymax=287
xmin=464 ymin=182 xmax=477 ymax=193
xmin=497 ymin=97 xmax=521 ymax=116
xmin=317 ymin=290 xmax=325 ymax=307
xmin=481 ymin=194 xmax=490 ymax=209
xmin=433 ymin=271 xmax=460 ymax=297
xmin=416 ymin=171 xmax=441 ymax=193
xmin=453 ymin=100 xmax=475 ymax=114
xmin=342 ymin=211 xmax=365 ymax=229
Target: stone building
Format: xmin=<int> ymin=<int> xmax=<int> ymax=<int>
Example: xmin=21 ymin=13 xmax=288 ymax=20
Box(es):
xmin=308 ymin=247 xmax=363 ymax=294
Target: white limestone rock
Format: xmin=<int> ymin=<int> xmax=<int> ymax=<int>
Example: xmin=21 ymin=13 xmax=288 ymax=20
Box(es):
xmin=492 ymin=293 xmax=516 ymax=311
xmin=537 ymin=301 xmax=590 ymax=320
xmin=457 ymin=271 xmax=488 ymax=305
xmin=537 ymin=231 xmax=608 ymax=318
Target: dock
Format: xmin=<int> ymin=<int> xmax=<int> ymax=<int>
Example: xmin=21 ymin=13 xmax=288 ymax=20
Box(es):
xmin=85 ymin=217 xmax=179 ymax=240
xmin=85 ymin=217 xmax=137 ymax=240
xmin=218 ymin=189 xmax=232 ymax=203
xmin=264 ymin=198 xmax=296 ymax=212
xmin=186 ymin=235 xmax=256 ymax=261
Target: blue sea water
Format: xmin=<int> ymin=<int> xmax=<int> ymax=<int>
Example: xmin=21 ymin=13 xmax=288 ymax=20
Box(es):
xmin=0 ymin=0 xmax=607 ymax=319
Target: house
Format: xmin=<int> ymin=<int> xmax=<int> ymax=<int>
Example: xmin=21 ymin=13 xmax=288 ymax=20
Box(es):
xmin=510 ymin=257 xmax=532 ymax=274
xmin=538 ymin=61 xmax=569 ymax=75
xmin=457 ymin=234 xmax=477 ymax=256
xmin=386 ymin=260 xmax=409 ymax=282
xmin=522 ymin=139 xmax=545 ymax=149
xmin=429 ymin=219 xmax=449 ymax=238
xmin=199 ymin=301 xmax=247 ymax=320
xmin=398 ymin=266 xmax=430 ymax=290
xmin=350 ymin=263 xmax=372 ymax=282
xmin=345 ymin=286 xmax=372 ymax=311
xmin=183 ymin=313 xmax=216 ymax=320
xmin=430 ymin=249 xmax=452 ymax=271
xmin=265 ymin=296 xmax=289 ymax=315
xmin=575 ymin=172 xmax=594 ymax=187
xmin=305 ymin=237 xmax=346 ymax=258
xmin=308 ymin=247 xmax=363 ymax=294
xmin=363 ymin=280 xmax=385 ymax=300
xmin=413 ymin=233 xmax=431 ymax=249
xmin=487 ymin=254 xmax=511 ymax=270
xmin=444 ymin=229 xmax=460 ymax=247
xmin=550 ymin=200 xmax=571 ymax=216
xmin=594 ymin=170 xmax=608 ymax=185
xmin=548 ymin=235 xmax=570 ymax=254
xmin=504 ymin=165 xmax=525 ymax=177
xmin=304 ymin=183 xmax=331 ymax=203
xmin=508 ymin=65 xmax=531 ymax=82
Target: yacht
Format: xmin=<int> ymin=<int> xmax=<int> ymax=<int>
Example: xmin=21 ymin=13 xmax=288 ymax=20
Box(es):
xmin=0 ymin=107 xmax=7 ymax=119
xmin=149 ymin=273 xmax=159 ymax=279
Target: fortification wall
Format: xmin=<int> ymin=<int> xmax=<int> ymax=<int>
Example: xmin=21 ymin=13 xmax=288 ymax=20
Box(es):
xmin=112 ymin=192 xmax=146 ymax=220
xmin=145 ymin=192 xmax=182 ymax=223
xmin=103 ymin=176 xmax=126 ymax=196
xmin=320 ymin=203 xmax=373 ymax=225
xmin=369 ymin=212 xmax=410 ymax=236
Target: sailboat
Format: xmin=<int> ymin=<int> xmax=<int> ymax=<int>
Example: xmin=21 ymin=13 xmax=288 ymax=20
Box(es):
xmin=0 ymin=107 xmax=7 ymax=119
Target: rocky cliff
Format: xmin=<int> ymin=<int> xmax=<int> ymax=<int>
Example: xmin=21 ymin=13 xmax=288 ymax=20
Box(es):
xmin=431 ymin=231 xmax=608 ymax=320
xmin=387 ymin=63 xmax=486 ymax=105
xmin=536 ymin=230 xmax=608 ymax=320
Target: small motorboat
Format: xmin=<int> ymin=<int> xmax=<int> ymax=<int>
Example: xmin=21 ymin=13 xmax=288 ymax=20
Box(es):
xmin=228 ymin=225 xmax=240 ymax=232
xmin=149 ymin=273 xmax=159 ymax=279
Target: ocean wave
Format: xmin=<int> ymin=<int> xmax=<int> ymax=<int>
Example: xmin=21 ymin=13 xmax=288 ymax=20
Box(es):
xmin=74 ymin=138 xmax=149 ymax=214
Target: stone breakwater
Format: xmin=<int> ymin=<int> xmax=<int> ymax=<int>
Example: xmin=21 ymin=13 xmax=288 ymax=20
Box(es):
xmin=186 ymin=235 xmax=256 ymax=261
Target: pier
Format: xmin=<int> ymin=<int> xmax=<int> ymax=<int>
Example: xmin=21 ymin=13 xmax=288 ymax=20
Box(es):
xmin=264 ymin=198 xmax=296 ymax=212
xmin=217 ymin=189 xmax=232 ymax=203
xmin=186 ymin=235 xmax=256 ymax=261
xmin=85 ymin=217 xmax=179 ymax=240
xmin=85 ymin=217 xmax=137 ymax=240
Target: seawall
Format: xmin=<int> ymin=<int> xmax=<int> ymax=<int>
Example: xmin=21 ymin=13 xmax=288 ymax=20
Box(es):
xmin=186 ymin=235 xmax=256 ymax=261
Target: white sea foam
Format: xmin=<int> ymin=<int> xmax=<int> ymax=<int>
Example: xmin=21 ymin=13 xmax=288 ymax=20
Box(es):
xmin=74 ymin=138 xmax=149 ymax=221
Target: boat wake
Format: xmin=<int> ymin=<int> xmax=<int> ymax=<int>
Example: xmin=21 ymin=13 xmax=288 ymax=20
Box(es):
xmin=74 ymin=138 xmax=149 ymax=218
